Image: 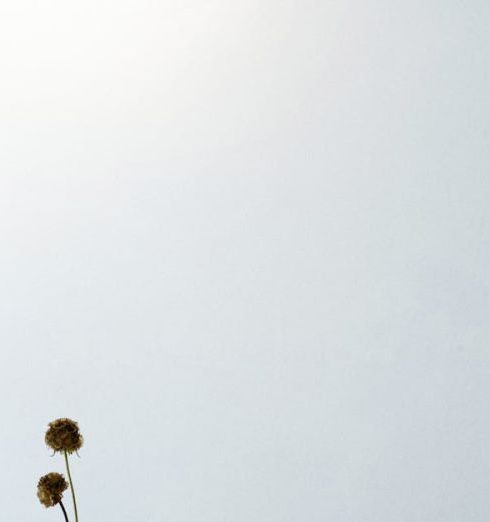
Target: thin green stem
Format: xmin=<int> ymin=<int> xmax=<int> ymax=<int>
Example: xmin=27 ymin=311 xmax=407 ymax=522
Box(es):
xmin=59 ymin=500 xmax=69 ymax=522
xmin=64 ymin=451 xmax=79 ymax=522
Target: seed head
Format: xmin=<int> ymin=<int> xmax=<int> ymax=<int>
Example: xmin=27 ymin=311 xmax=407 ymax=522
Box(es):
xmin=45 ymin=418 xmax=84 ymax=454
xmin=37 ymin=472 xmax=68 ymax=507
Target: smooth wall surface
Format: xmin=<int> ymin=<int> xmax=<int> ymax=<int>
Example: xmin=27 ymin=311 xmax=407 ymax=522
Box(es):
xmin=1 ymin=1 xmax=489 ymax=521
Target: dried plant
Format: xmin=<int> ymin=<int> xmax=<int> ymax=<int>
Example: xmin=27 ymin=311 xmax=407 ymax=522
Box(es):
xmin=38 ymin=418 xmax=83 ymax=522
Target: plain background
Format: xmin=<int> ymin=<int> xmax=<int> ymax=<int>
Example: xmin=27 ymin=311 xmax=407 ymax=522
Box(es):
xmin=1 ymin=1 xmax=489 ymax=521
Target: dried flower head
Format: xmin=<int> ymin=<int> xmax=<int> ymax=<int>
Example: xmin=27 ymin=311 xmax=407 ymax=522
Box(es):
xmin=37 ymin=472 xmax=68 ymax=508
xmin=45 ymin=418 xmax=83 ymax=454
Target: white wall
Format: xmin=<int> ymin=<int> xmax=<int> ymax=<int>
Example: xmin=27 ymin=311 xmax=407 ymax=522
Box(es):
xmin=1 ymin=1 xmax=489 ymax=520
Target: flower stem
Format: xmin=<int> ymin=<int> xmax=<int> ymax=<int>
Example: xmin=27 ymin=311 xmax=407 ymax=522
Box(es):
xmin=59 ymin=500 xmax=69 ymax=522
xmin=64 ymin=451 xmax=79 ymax=522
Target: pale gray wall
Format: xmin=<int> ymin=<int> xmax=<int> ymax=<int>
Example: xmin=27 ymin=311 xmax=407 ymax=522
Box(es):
xmin=1 ymin=1 xmax=489 ymax=521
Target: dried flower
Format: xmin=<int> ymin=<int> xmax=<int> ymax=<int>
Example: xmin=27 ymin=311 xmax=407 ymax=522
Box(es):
xmin=45 ymin=418 xmax=84 ymax=454
xmin=37 ymin=472 xmax=68 ymax=507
